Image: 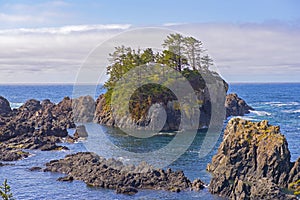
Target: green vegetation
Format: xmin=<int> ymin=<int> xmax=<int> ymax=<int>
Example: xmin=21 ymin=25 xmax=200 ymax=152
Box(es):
xmin=0 ymin=179 xmax=14 ymax=200
xmin=103 ymin=34 xmax=218 ymax=121
xmin=289 ymin=179 xmax=300 ymax=195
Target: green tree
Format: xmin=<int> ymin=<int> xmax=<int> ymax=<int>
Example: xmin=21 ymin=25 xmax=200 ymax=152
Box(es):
xmin=162 ymin=33 xmax=185 ymax=71
xmin=183 ymin=36 xmax=204 ymax=70
xmin=201 ymin=54 xmax=214 ymax=71
xmin=0 ymin=179 xmax=14 ymax=200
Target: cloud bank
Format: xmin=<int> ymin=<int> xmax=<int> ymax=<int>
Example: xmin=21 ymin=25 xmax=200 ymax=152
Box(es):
xmin=0 ymin=22 xmax=299 ymax=84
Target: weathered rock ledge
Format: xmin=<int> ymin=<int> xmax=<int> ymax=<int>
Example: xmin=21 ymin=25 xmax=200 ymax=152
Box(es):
xmin=207 ymin=118 xmax=299 ymax=199
xmin=0 ymin=95 xmax=94 ymax=161
xmin=44 ymin=152 xmax=205 ymax=195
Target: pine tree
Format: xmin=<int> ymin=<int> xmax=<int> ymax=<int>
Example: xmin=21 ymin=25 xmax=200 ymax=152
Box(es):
xmin=0 ymin=179 xmax=14 ymax=200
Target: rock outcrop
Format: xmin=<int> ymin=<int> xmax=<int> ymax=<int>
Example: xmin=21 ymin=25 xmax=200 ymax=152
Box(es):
xmin=94 ymin=73 xmax=228 ymax=131
xmin=0 ymin=96 xmax=12 ymax=116
xmin=0 ymin=96 xmax=78 ymax=161
xmin=44 ymin=152 xmax=205 ymax=194
xmin=225 ymin=93 xmax=254 ymax=118
xmin=207 ymin=118 xmax=299 ymax=199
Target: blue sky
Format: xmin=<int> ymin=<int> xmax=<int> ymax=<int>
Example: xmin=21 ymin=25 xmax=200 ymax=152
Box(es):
xmin=0 ymin=0 xmax=299 ymax=83
xmin=1 ymin=0 xmax=300 ymax=27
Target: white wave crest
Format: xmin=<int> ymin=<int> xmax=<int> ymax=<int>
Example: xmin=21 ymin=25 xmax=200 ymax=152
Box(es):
xmin=265 ymin=102 xmax=300 ymax=107
xmin=10 ymin=102 xmax=23 ymax=109
xmin=250 ymin=110 xmax=271 ymax=116
xmin=231 ymin=116 xmax=257 ymax=121
xmin=282 ymin=109 xmax=300 ymax=114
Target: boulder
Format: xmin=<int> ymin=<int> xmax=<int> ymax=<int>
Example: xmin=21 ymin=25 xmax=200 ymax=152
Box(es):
xmin=0 ymin=96 xmax=11 ymax=116
xmin=74 ymin=125 xmax=88 ymax=138
xmin=225 ymin=93 xmax=254 ymax=118
xmin=19 ymin=99 xmax=41 ymax=113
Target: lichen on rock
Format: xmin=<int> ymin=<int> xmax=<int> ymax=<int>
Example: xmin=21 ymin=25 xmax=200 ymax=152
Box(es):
xmin=207 ymin=118 xmax=299 ymax=199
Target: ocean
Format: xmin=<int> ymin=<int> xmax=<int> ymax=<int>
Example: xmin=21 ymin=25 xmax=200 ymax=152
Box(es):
xmin=0 ymin=83 xmax=299 ymax=200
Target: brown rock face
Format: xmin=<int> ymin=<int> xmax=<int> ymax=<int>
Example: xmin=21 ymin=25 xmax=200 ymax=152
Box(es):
xmin=225 ymin=93 xmax=254 ymax=118
xmin=207 ymin=118 xmax=298 ymax=200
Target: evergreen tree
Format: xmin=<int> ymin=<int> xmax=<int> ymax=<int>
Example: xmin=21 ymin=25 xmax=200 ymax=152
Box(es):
xmin=162 ymin=33 xmax=184 ymax=71
xmin=201 ymin=54 xmax=214 ymax=71
xmin=0 ymin=179 xmax=14 ymax=200
xmin=183 ymin=36 xmax=204 ymax=70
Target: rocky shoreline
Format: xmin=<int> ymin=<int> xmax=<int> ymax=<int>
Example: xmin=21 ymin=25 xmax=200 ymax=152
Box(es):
xmin=1 ymin=93 xmax=299 ymax=198
xmin=43 ymin=152 xmax=205 ymax=195
xmin=0 ymin=96 xmax=78 ymax=161
xmin=0 ymin=92 xmax=252 ymax=162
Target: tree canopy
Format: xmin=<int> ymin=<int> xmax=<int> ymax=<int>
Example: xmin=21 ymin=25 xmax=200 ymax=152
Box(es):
xmin=103 ymin=34 xmax=216 ymax=120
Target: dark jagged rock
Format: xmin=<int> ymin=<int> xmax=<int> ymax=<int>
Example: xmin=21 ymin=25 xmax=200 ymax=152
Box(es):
xmin=225 ymin=93 xmax=254 ymax=118
xmin=207 ymin=118 xmax=298 ymax=199
xmin=0 ymin=162 xmax=14 ymax=167
xmin=44 ymin=152 xmax=205 ymax=194
xmin=289 ymin=158 xmax=300 ymax=183
xmin=0 ymin=96 xmax=12 ymax=116
xmin=57 ymin=176 xmax=74 ymax=182
xmin=72 ymin=96 xmax=95 ymax=123
xmin=0 ymin=144 xmax=29 ymax=161
xmin=74 ymin=125 xmax=88 ymax=138
xmin=115 ymin=187 xmax=138 ymax=195
xmin=289 ymin=158 xmax=300 ymax=195
xmin=0 ymin=96 xmax=88 ymax=161
xmin=19 ymin=99 xmax=42 ymax=113
xmin=29 ymin=167 xmax=42 ymax=171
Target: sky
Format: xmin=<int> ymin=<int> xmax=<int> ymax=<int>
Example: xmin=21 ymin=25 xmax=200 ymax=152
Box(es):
xmin=0 ymin=0 xmax=300 ymax=83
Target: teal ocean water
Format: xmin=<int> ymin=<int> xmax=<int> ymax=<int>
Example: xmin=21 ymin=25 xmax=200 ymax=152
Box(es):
xmin=0 ymin=83 xmax=299 ymax=199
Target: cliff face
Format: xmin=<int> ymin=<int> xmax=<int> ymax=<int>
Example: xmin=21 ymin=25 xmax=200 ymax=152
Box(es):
xmin=207 ymin=118 xmax=299 ymax=199
xmin=94 ymin=71 xmax=228 ymax=131
xmin=94 ymin=92 xmax=253 ymax=131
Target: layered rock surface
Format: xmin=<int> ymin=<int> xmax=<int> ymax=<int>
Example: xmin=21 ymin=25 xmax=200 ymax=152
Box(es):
xmin=0 ymin=96 xmax=95 ymax=161
xmin=44 ymin=152 xmax=205 ymax=194
xmin=207 ymin=118 xmax=299 ymax=199
xmin=94 ymin=92 xmax=253 ymax=131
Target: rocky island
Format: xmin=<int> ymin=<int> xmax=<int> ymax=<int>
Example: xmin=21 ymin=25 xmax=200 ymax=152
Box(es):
xmin=1 ymin=33 xmax=297 ymax=199
xmin=207 ymin=118 xmax=300 ymax=199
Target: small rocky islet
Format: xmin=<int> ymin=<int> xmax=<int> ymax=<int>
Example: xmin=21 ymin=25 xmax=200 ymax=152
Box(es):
xmin=0 ymin=93 xmax=299 ymax=198
xmin=44 ymin=152 xmax=205 ymax=195
xmin=207 ymin=118 xmax=300 ymax=199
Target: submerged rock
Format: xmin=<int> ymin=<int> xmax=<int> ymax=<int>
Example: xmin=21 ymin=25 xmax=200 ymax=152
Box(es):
xmin=115 ymin=187 xmax=138 ymax=195
xmin=207 ymin=118 xmax=298 ymax=199
xmin=44 ymin=152 xmax=205 ymax=194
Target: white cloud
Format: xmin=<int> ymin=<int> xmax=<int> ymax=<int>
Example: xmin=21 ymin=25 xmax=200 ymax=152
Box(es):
xmin=0 ymin=22 xmax=299 ymax=84
xmin=171 ymin=23 xmax=300 ymax=82
xmin=0 ymin=24 xmax=132 ymax=34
